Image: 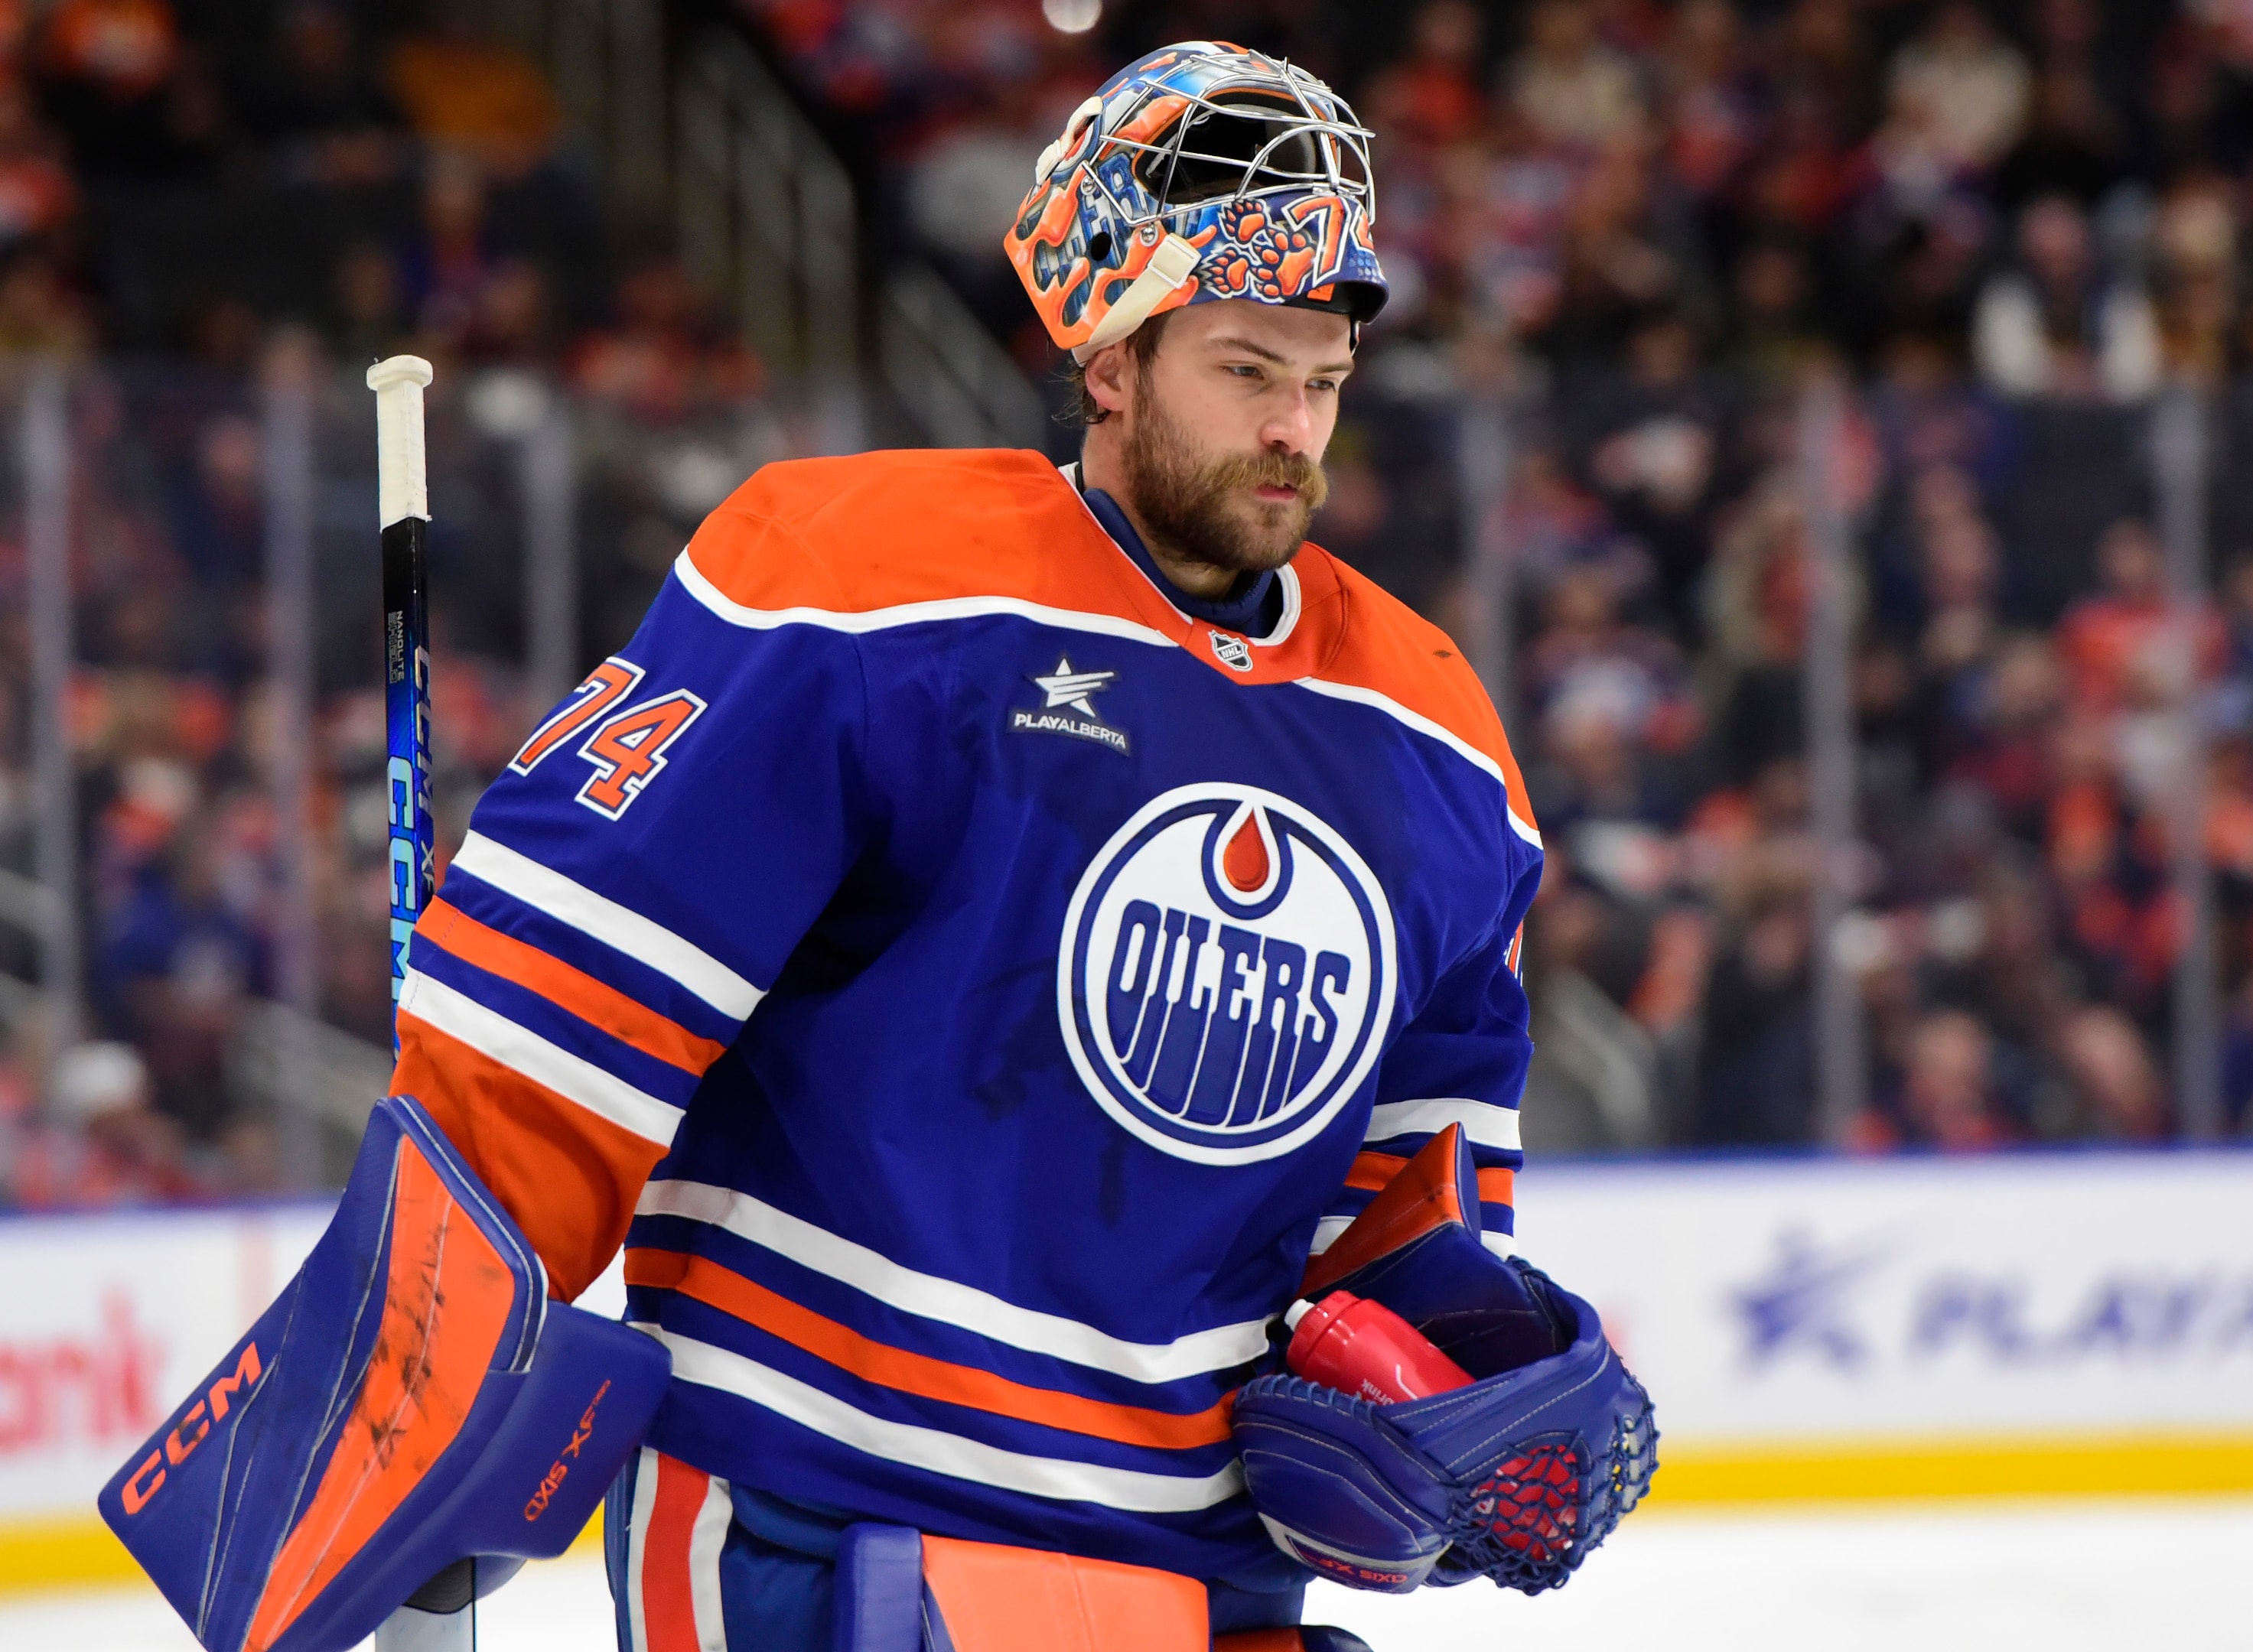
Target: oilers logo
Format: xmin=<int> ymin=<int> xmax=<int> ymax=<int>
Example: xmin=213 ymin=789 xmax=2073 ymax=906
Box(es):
xmin=1060 ymin=784 xmax=1397 ymax=1165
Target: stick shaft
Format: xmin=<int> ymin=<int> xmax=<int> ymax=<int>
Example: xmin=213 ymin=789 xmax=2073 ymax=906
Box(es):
xmin=383 ymin=515 xmax=432 ymax=1042
xmin=370 ymin=356 xmax=436 ymax=1052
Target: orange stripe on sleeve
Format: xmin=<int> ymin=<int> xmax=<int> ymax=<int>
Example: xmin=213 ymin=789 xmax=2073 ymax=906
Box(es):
xmin=392 ymin=1015 xmax=666 ymax=1304
xmin=1305 ymin=1127 xmax=1470 ymax=1298
xmin=1477 ymin=1166 xmax=1517 ymax=1207
xmin=624 ymin=1249 xmax=1234 ymax=1452
xmin=1343 ymin=1150 xmax=1408 ymax=1193
xmin=417 ymin=897 xmax=728 ymax=1075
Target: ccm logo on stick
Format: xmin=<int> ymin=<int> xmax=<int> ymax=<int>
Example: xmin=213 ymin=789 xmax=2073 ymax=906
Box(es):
xmin=510 ymin=656 xmax=705 ymax=820
xmin=120 ymin=1341 xmax=265 ymax=1516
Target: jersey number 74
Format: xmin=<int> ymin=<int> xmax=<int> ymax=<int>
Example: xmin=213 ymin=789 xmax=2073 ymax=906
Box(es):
xmin=509 ymin=656 xmax=707 ymax=821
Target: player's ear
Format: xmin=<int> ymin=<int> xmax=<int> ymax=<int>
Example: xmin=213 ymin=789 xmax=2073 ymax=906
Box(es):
xmin=1081 ymin=339 xmax=1137 ymax=421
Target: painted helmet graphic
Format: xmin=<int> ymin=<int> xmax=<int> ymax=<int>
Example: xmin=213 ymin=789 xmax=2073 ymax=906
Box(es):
xmin=1004 ymin=41 xmax=1388 ymax=362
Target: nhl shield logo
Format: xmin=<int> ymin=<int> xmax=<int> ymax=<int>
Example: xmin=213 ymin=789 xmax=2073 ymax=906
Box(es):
xmin=1059 ymin=784 xmax=1398 ymax=1165
xmin=1209 ymin=629 xmax=1255 ymax=672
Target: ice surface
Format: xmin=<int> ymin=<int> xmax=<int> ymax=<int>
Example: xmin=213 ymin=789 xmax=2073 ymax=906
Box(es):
xmin=8 ymin=1500 xmax=2248 ymax=1651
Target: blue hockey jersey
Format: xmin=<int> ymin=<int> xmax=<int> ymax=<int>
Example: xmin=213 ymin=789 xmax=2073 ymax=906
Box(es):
xmin=390 ymin=447 xmax=1544 ymax=1583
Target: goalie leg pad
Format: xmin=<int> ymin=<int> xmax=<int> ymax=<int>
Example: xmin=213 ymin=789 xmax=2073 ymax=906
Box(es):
xmin=99 ymin=1094 xmax=672 ymax=1652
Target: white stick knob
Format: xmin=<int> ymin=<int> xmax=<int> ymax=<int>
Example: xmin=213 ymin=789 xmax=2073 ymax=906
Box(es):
xmin=367 ymin=355 xmax=435 ymax=528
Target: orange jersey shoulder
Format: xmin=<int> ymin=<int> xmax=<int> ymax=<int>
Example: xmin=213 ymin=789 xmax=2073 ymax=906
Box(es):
xmin=683 ymin=447 xmax=1170 ymax=626
xmin=1297 ymin=545 xmax=1538 ymax=839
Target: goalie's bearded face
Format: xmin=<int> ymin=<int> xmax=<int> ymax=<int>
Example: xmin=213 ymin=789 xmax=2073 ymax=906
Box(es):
xmin=1112 ymin=300 xmax=1350 ymax=580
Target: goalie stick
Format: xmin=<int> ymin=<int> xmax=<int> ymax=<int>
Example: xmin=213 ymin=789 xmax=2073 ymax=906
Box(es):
xmin=367 ymin=356 xmax=473 ymax=1652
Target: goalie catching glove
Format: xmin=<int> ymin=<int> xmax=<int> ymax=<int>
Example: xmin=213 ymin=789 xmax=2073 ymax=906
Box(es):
xmin=1232 ymin=1126 xmax=1657 ymax=1595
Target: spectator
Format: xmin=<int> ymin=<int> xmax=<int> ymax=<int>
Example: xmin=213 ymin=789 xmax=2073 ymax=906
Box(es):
xmin=1724 ymin=236 xmax=1817 ymax=383
xmin=2054 ymin=1003 xmax=2170 ymax=1138
xmin=168 ymin=411 xmax=265 ymax=600
xmin=95 ymin=816 xmax=265 ymax=1141
xmin=8 ymin=1041 xmax=200 ymax=1206
xmin=397 ymin=148 xmax=499 ymax=353
xmin=1864 ymin=1008 xmax=2013 ymax=1150
xmin=1656 ymin=0 xmax=1757 ymax=203
xmin=1538 ymin=141 xmax=1689 ymax=367
xmin=1883 ymin=1 xmax=2032 ymax=177
xmin=1366 ymin=1 xmax=1486 ymax=150
xmin=2055 ymin=519 xmax=2218 ymax=715
xmin=330 ymin=239 xmax=405 ymax=363
xmin=1991 ymin=58 xmax=2121 ymax=212
xmin=1519 ymin=876 xmax=1665 ymax=1153
xmin=237 ymin=0 xmax=405 ymax=189
xmin=2150 ymin=175 xmax=2238 ymax=385
xmin=1577 ymin=309 xmax=1727 ymax=615
xmin=1973 ymin=195 xmax=2159 ymax=402
xmin=1739 ymin=81 xmax=1856 ymax=239
xmin=34 ymin=0 xmax=182 ymax=174
xmin=384 ymin=15 xmax=557 ymax=178
xmin=1503 ymin=0 xmax=1646 ymax=155
xmin=1770 ymin=0 xmax=1874 ymax=138
xmin=570 ymin=255 xmax=763 ymax=424
xmin=1696 ymin=869 xmax=1818 ymax=1146
xmin=463 ymin=257 xmax=555 ymax=365
xmin=1493 ymin=445 xmax=1653 ymax=606
xmin=0 ymin=83 xmax=75 ymax=252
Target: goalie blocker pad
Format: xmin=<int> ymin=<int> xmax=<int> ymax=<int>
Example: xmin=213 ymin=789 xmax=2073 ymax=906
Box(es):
xmin=1232 ymin=1127 xmax=1658 ymax=1595
xmin=99 ymin=1094 xmax=672 ymax=1652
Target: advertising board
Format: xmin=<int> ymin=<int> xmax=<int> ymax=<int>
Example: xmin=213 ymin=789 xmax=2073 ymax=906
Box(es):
xmin=1518 ymin=1151 xmax=2253 ymax=1499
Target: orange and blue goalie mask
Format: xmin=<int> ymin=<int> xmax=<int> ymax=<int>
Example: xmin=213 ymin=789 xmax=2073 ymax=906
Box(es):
xmin=1004 ymin=41 xmax=1389 ymax=363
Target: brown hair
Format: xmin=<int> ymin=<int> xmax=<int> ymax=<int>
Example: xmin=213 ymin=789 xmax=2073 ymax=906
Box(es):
xmin=1058 ymin=310 xmax=1176 ymax=428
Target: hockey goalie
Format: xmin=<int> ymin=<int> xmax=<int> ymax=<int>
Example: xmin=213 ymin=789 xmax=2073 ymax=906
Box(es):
xmin=101 ymin=40 xmax=1655 ymax=1652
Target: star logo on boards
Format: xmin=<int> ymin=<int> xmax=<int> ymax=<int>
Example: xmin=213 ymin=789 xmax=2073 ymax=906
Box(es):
xmin=1010 ymin=656 xmax=1130 ymax=756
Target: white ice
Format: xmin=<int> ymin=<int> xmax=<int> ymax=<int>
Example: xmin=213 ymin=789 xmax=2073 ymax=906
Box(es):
xmin=8 ymin=1499 xmax=2249 ymax=1650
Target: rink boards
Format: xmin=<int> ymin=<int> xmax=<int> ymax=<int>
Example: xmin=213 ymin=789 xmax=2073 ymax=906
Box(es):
xmin=4 ymin=1149 xmax=2250 ymax=1592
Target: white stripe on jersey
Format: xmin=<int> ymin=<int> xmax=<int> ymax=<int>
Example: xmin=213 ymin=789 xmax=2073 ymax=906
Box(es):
xmin=674 ymin=549 xmax=1175 ymax=649
xmin=623 ymin=1446 xmax=661 ymax=1652
xmin=1308 ymin=1215 xmax=1353 ymax=1257
xmin=685 ymin=1471 xmax=732 ymax=1650
xmin=649 ymin=1325 xmax=1246 ymax=1514
xmin=637 ymin=1179 xmax=1273 ymax=1384
xmin=452 ymin=831 xmax=763 ymax=1020
xmin=1364 ymin=1097 xmax=1524 ymax=1153
xmin=401 ymin=970 xmax=684 ymax=1147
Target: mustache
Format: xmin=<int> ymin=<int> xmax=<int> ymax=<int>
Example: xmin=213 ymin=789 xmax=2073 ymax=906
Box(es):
xmin=1201 ymin=448 xmax=1330 ymax=511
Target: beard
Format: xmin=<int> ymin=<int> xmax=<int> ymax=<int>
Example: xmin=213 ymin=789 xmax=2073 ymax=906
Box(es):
xmin=1120 ymin=389 xmax=1330 ymax=581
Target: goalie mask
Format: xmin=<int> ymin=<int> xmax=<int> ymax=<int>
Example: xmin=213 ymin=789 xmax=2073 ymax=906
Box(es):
xmin=1004 ymin=41 xmax=1388 ymax=362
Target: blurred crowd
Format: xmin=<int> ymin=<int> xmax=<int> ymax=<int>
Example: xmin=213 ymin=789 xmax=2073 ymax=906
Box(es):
xmin=0 ymin=1 xmax=789 ymax=1208
xmin=16 ymin=0 xmax=2253 ymax=1210
xmin=750 ymin=0 xmax=2253 ymax=1153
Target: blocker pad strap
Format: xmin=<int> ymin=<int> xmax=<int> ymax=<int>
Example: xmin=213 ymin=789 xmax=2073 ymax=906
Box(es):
xmin=99 ymin=1094 xmax=671 ymax=1652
